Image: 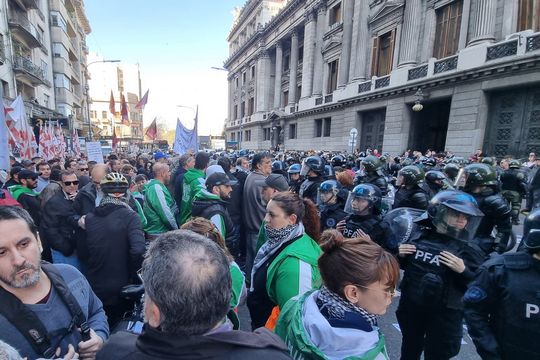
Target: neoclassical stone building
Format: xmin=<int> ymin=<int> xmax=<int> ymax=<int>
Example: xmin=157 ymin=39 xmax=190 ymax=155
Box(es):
xmin=224 ymin=0 xmax=540 ymax=157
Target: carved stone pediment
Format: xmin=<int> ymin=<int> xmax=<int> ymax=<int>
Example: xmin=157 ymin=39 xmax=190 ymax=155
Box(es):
xmin=368 ymin=0 xmax=405 ymax=30
xmin=322 ymin=34 xmax=343 ymax=54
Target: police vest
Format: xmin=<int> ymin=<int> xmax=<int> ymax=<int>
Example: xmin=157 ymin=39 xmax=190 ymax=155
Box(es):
xmin=401 ymin=234 xmax=472 ymax=309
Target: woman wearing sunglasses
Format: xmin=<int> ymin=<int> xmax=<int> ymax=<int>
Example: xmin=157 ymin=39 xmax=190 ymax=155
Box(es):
xmin=275 ymin=229 xmax=399 ymax=360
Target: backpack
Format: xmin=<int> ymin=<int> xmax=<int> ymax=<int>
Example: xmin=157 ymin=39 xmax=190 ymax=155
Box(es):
xmin=0 ymin=262 xmax=90 ymax=358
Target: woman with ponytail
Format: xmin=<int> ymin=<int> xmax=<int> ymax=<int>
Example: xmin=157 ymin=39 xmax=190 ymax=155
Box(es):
xmin=276 ymin=229 xmax=400 ymax=360
xmin=247 ymin=191 xmax=322 ymax=330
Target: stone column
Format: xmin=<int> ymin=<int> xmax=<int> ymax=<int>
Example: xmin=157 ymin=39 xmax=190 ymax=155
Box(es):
xmin=312 ymin=2 xmax=326 ymax=95
xmin=227 ymin=78 xmax=233 ymax=120
xmin=468 ymin=0 xmax=497 ymax=46
xmin=256 ymin=49 xmax=271 ymax=112
xmin=398 ymin=0 xmax=422 ymax=68
xmin=289 ymin=30 xmax=299 ymax=104
xmin=273 ymin=42 xmax=283 ymax=108
xmin=338 ymin=0 xmax=354 ymax=87
xmin=301 ymin=11 xmax=316 ymax=98
xmin=421 ymin=3 xmax=436 ymax=61
xmin=350 ymin=0 xmax=369 ymax=80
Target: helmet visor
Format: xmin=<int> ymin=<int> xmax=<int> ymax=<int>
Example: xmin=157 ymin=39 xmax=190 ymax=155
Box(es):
xmin=300 ymin=163 xmax=310 ymax=176
xmin=344 ymin=192 xmax=372 ymax=215
xmin=317 ymin=188 xmax=337 ymax=207
xmin=432 ymin=205 xmax=482 ymax=242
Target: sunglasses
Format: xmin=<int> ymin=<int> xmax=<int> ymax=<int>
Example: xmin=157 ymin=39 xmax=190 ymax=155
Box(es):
xmin=79 ymin=168 xmax=89 ymax=171
xmin=63 ymin=180 xmax=79 ymax=186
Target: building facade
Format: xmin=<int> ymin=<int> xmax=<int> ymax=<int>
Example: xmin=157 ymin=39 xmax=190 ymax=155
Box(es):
xmin=224 ymin=0 xmax=540 ymax=158
xmin=87 ymin=52 xmax=144 ymax=145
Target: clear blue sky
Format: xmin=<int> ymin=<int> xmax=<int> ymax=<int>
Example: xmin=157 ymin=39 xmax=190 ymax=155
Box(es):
xmin=85 ymin=0 xmax=246 ymax=135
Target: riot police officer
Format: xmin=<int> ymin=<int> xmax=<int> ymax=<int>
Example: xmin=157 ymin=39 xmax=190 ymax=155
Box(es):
xmin=394 ymin=165 xmax=431 ymax=210
xmin=397 ymin=190 xmax=486 ymax=360
xmin=287 ymin=163 xmax=302 ymax=194
xmin=317 ymin=180 xmax=347 ymax=231
xmin=331 ymin=154 xmax=345 ymax=170
xmin=338 ymin=184 xmax=389 ymax=250
xmin=425 ymin=170 xmax=453 ymax=199
xmin=298 ymin=155 xmax=325 ymax=203
xmin=464 ymin=208 xmax=540 ymax=360
xmin=443 ymin=163 xmax=460 ymax=185
xmin=271 ymin=160 xmax=288 ymax=177
xmin=354 ymin=155 xmax=389 ymax=195
xmin=500 ymin=159 xmax=527 ymax=225
xmin=463 ymin=163 xmax=512 ymax=254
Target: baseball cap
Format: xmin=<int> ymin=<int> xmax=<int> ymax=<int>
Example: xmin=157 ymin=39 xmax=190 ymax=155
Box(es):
xmin=21 ymin=159 xmax=34 ymax=167
xmin=205 ymin=172 xmax=238 ymax=188
xmin=257 ymin=174 xmax=289 ymax=192
xmin=10 ymin=166 xmax=22 ymax=177
xmin=154 ymin=151 xmax=169 ymax=161
xmin=18 ymin=169 xmax=39 ymax=180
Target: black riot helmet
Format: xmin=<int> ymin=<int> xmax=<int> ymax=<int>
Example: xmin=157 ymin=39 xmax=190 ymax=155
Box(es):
xmin=523 ymin=208 xmax=540 ymax=250
xmin=300 ymin=156 xmax=325 ymax=176
xmin=508 ymin=159 xmax=521 ymax=169
xmin=361 ymin=155 xmax=383 ymax=173
xmin=443 ymin=163 xmax=460 ymax=180
xmin=463 ymin=163 xmax=498 ymax=190
xmin=397 ymin=165 xmax=425 ymax=186
xmin=425 ymin=170 xmax=453 ymax=191
xmin=427 ymin=190 xmax=484 ymax=241
xmin=345 ymin=184 xmax=382 ymax=215
xmin=272 ymin=160 xmax=286 ymax=172
xmin=331 ymin=155 xmax=345 ymax=168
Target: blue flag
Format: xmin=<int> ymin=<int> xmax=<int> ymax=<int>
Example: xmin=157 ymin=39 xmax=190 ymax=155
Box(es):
xmin=173 ymin=106 xmax=198 ymax=154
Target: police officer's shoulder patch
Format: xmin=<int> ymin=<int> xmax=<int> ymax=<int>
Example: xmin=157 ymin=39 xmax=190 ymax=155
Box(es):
xmin=464 ymin=286 xmax=488 ymax=303
xmin=326 ymin=218 xmax=336 ymax=228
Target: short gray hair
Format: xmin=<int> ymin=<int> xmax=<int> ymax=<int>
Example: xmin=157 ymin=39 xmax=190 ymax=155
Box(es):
xmin=142 ymin=230 xmax=231 ymax=336
xmin=0 ymin=340 xmax=23 ymax=359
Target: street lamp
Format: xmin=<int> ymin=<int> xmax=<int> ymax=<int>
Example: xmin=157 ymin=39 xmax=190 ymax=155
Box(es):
xmin=84 ymin=59 xmax=121 ymax=141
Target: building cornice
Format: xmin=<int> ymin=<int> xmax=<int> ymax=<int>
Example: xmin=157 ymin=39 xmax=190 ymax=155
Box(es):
xmin=224 ymin=0 xmax=306 ymax=69
xmin=228 ymin=0 xmax=263 ymax=41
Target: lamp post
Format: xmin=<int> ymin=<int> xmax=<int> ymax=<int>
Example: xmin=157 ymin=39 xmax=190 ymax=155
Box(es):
xmin=84 ymin=59 xmax=121 ymax=141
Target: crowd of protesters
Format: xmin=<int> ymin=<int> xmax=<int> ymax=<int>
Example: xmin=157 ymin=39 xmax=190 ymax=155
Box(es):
xmin=0 ymin=146 xmax=539 ymax=360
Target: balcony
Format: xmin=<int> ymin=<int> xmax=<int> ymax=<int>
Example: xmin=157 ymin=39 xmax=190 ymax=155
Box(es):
xmin=11 ymin=0 xmax=38 ymax=10
xmin=13 ymin=55 xmax=51 ymax=87
xmin=8 ymin=13 xmax=42 ymax=48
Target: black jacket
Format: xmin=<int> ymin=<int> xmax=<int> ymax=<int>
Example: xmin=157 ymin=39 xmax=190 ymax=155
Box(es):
xmin=172 ymin=167 xmax=187 ymax=211
xmin=17 ymin=193 xmax=41 ymax=226
xmin=471 ymin=188 xmax=512 ymax=253
xmin=225 ymin=171 xmax=244 ymax=224
xmin=394 ymin=183 xmax=430 ymax=210
xmin=97 ymin=324 xmax=291 ymax=360
xmin=299 ymin=175 xmax=324 ymax=203
xmin=41 ymin=191 xmax=80 ymax=256
xmin=73 ymin=182 xmax=97 ymax=216
xmin=192 ymin=196 xmax=239 ymax=252
xmin=500 ymin=169 xmax=527 ymax=194
xmin=81 ymin=203 xmax=145 ymax=306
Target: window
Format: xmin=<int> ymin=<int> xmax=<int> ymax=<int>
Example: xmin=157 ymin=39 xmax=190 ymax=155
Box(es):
xmin=298 ymin=44 xmax=304 ymax=64
xmin=289 ymin=123 xmax=297 ymax=139
xmin=283 ymin=90 xmax=289 ymax=107
xmin=1 ymin=80 xmax=8 ymax=98
xmin=283 ymin=53 xmax=290 ymax=72
xmin=231 ymin=132 xmax=236 ymax=142
xmin=327 ymin=60 xmax=339 ymax=93
xmin=329 ymin=3 xmax=342 ymax=26
xmin=296 ymin=86 xmax=302 ymax=103
xmin=263 ymin=127 xmax=271 ymax=141
xmin=371 ymin=30 xmax=396 ymax=77
xmin=244 ymin=130 xmax=251 ymax=142
xmin=52 ymin=43 xmax=69 ymax=59
xmin=90 ymin=110 xmax=97 ymax=119
xmin=101 ymin=111 xmax=107 ymax=119
xmin=518 ymin=0 xmax=540 ymax=31
xmin=43 ymin=94 xmax=50 ymax=108
xmin=242 ymin=72 xmax=246 ymax=85
xmin=323 ymin=118 xmax=331 ymax=137
xmin=248 ymin=97 xmax=254 ymax=116
xmin=433 ymin=0 xmax=463 ymax=59
xmin=251 ymin=65 xmax=255 ymax=79
xmin=240 ymin=101 xmax=245 ymax=118
xmin=233 ymin=105 xmax=238 ymax=119
xmin=53 ymin=73 xmax=70 ymax=89
xmin=41 ymin=60 xmax=47 ymax=74
xmin=315 ymin=118 xmax=331 ymax=137
xmin=235 ymin=78 xmax=239 ymax=88
xmin=50 ymin=11 xmax=67 ymax=33
xmin=315 ymin=119 xmax=323 ymax=137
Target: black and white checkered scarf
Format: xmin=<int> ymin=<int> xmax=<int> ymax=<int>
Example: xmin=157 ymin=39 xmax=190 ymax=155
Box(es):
xmin=316 ymin=285 xmax=378 ymax=328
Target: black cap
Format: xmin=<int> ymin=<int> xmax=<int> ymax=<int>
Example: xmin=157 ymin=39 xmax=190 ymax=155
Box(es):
xmin=256 ymin=174 xmax=289 ymax=192
xmin=21 ymin=159 xmax=34 ymax=167
xmin=205 ymin=172 xmax=238 ymax=188
xmin=10 ymin=166 xmax=22 ymax=176
xmin=18 ymin=169 xmax=39 ymax=180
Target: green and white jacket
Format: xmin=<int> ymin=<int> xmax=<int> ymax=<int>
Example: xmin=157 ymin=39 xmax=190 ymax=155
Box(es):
xmin=275 ymin=291 xmax=389 ymax=360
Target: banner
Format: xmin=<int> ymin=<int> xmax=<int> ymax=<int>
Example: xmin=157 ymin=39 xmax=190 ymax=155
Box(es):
xmin=72 ymin=128 xmax=81 ymax=156
xmin=173 ymin=106 xmax=198 ymax=154
xmin=0 ymin=97 xmax=9 ymax=170
xmin=86 ymin=141 xmax=104 ymax=163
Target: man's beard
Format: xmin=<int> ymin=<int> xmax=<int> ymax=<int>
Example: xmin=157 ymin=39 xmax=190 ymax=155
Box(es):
xmin=0 ymin=261 xmax=41 ymax=288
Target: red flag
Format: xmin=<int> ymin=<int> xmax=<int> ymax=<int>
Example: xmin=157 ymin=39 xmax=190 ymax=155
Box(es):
xmin=145 ymin=117 xmax=157 ymax=140
xmin=120 ymin=94 xmax=129 ymax=125
xmin=135 ymin=89 xmax=149 ymax=111
xmin=112 ymin=126 xmax=118 ymax=151
xmin=109 ymin=90 xmax=115 ymax=115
